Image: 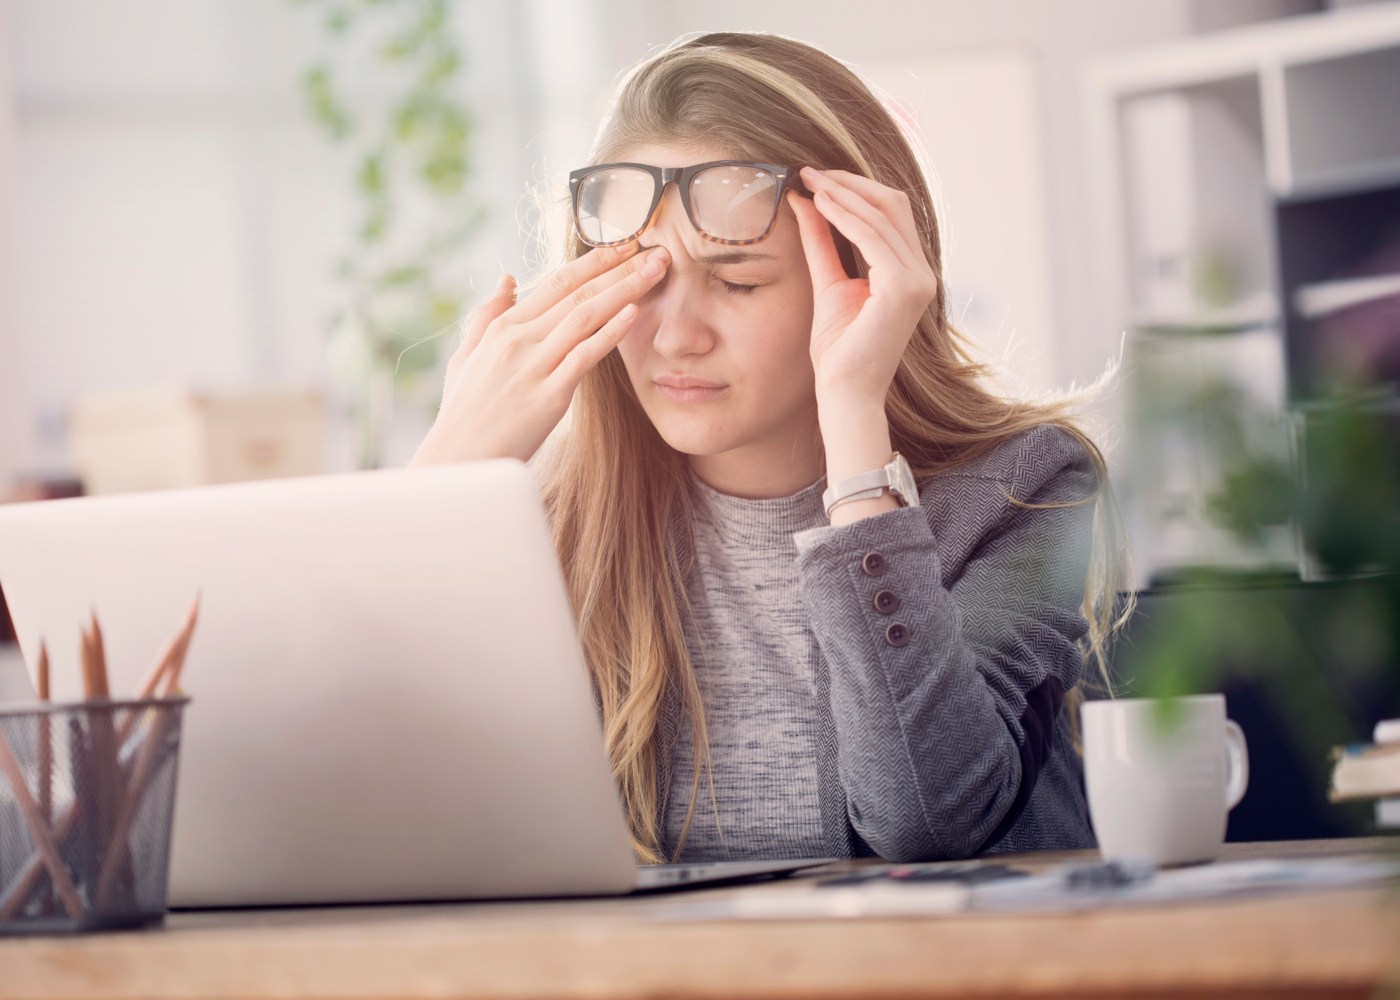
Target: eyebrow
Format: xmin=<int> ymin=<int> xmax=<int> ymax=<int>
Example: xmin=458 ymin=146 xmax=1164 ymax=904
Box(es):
xmin=693 ymin=250 xmax=779 ymax=266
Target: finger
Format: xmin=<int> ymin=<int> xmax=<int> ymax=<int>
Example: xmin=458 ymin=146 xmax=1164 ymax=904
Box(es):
xmin=806 ymin=167 xmax=924 ymax=268
xmin=510 ymin=242 xmax=640 ymax=323
xmin=802 ymin=167 xmax=926 ymax=265
xmin=453 ymin=273 xmax=517 ymax=363
xmin=810 ymin=187 xmax=912 ymax=280
xmin=788 ymin=191 xmax=848 ymax=293
xmin=530 ymin=245 xmax=668 ymax=339
xmin=537 ymin=248 xmax=670 ymax=363
xmin=808 ymin=178 xmax=921 ymax=274
xmin=545 ymin=303 xmax=639 ymax=391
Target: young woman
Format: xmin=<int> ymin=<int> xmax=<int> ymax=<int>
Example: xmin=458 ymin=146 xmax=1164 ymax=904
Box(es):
xmin=412 ymin=32 xmax=1131 ymax=864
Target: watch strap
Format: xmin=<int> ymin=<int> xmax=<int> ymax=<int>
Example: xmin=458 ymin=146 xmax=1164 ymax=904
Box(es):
xmin=822 ymin=468 xmax=892 ymax=515
xmin=822 ymin=452 xmax=919 ymax=517
xmin=825 ymin=487 xmax=887 ymax=515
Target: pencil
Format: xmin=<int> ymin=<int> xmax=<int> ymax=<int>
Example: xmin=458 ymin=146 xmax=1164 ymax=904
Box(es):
xmin=94 ymin=699 xmax=182 ymax=910
xmin=160 ymin=597 xmax=201 ymax=698
xmin=0 ymin=723 xmax=84 ymax=921
xmin=132 ymin=595 xmax=201 ymax=704
xmin=36 ymin=640 xmax=52 ymax=856
xmin=35 ymin=641 xmax=54 ymax=917
xmin=83 ymin=613 xmax=128 ymax=908
xmin=0 ymin=602 xmax=200 ymax=921
xmin=110 ymin=595 xmax=199 ymax=756
xmin=0 ymin=643 xmax=60 ymax=922
xmin=36 ymin=641 xmax=50 ymax=702
xmin=97 ymin=601 xmax=200 ymax=910
xmin=88 ymin=611 xmax=110 ymax=700
xmin=78 ymin=624 xmax=93 ymax=700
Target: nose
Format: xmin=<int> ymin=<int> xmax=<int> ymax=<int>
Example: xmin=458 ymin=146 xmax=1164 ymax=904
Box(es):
xmin=636 ymin=190 xmax=716 ymax=360
xmin=646 ymin=278 xmax=716 ymax=360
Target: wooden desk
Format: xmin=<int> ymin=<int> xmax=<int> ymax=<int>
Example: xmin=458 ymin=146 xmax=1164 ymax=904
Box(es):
xmin=2 ymin=839 xmax=1397 ymax=999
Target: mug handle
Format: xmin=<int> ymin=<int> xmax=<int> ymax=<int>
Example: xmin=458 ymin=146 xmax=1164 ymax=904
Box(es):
xmin=1224 ymin=719 xmax=1249 ymax=810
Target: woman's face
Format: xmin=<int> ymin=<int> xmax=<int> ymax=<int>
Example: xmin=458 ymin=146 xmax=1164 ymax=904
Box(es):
xmin=612 ymin=144 xmax=820 ymax=491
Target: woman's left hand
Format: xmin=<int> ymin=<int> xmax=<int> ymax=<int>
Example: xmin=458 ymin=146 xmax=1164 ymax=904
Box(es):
xmin=788 ymin=167 xmax=938 ymax=409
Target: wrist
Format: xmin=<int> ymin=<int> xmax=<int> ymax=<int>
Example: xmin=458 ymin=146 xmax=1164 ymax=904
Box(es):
xmin=819 ymin=399 xmax=891 ymax=483
xmin=408 ymin=438 xmax=444 ymax=468
xmin=815 ymin=381 xmax=886 ymax=418
xmin=409 ymin=428 xmax=485 ymax=467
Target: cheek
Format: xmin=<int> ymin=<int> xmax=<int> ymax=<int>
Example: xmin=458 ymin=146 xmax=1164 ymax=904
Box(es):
xmin=614 ymin=324 xmax=651 ymax=379
xmin=739 ymin=298 xmax=814 ymax=369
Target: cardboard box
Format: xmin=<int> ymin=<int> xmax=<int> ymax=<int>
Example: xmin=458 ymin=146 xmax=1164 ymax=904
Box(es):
xmin=70 ymin=387 xmax=327 ymax=495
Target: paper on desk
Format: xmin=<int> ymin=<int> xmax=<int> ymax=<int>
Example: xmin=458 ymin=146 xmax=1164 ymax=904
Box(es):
xmin=649 ymin=857 xmax=1399 ymax=922
xmin=648 ymin=881 xmax=972 ymax=922
xmin=974 ymin=857 xmax=1400 ymax=913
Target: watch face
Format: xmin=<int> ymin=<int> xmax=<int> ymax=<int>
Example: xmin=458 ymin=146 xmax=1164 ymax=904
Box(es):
xmin=889 ymin=453 xmax=919 ymax=506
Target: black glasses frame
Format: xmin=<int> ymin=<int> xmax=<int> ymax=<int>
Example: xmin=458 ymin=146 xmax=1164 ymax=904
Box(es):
xmin=568 ymin=160 xmax=803 ymax=248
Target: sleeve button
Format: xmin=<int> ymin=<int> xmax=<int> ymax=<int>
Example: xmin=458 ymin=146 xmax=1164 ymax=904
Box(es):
xmin=860 ymin=552 xmax=887 ymax=577
xmin=874 ymin=589 xmax=901 ymax=615
xmin=885 ymin=623 xmax=910 ymax=648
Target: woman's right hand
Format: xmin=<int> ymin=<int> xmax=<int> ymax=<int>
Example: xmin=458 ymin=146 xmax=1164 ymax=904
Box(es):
xmin=410 ymin=242 xmax=671 ymax=466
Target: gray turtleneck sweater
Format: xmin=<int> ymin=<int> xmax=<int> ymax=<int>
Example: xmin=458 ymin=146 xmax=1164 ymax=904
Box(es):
xmin=661 ymin=424 xmax=1098 ymax=862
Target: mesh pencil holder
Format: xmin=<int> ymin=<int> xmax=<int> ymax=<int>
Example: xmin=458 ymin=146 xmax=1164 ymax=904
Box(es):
xmin=0 ymin=696 xmax=189 ymax=934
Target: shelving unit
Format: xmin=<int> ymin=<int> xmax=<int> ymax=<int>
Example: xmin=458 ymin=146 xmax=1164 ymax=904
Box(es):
xmin=1276 ymin=184 xmax=1400 ymax=400
xmin=1085 ymin=4 xmax=1400 ymax=587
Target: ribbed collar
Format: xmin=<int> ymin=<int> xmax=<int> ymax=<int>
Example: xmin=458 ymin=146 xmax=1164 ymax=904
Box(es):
xmin=688 ymin=467 xmax=828 ymax=548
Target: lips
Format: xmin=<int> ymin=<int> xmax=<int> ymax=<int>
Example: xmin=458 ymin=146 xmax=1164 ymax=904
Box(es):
xmin=653 ymin=373 xmax=727 ymax=403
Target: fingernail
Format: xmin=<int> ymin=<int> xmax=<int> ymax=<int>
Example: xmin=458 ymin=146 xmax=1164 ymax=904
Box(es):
xmin=641 ymin=251 xmax=668 ymax=278
xmin=617 ymin=242 xmax=640 ymax=256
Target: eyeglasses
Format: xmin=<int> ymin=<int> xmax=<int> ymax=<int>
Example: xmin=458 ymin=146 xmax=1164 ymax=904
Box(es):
xmin=569 ymin=160 xmax=802 ymax=248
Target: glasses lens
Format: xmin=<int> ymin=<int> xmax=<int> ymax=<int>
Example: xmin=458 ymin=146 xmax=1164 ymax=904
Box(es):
xmin=688 ymin=164 xmax=784 ymax=243
xmin=574 ymin=167 xmax=657 ymax=245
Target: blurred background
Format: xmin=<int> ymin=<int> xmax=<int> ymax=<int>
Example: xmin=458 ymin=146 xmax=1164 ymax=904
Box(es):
xmin=1 ymin=0 xmax=1398 ymax=836
xmin=5 ymin=0 xmax=1391 ymax=483
xmin=0 ymin=0 xmax=1394 ymax=485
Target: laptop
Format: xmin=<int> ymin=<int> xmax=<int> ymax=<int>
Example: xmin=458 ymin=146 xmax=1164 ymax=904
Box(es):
xmin=0 ymin=461 xmax=826 ymax=906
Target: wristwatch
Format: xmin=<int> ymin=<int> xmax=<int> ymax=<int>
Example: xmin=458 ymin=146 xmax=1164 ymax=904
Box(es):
xmin=822 ymin=452 xmax=921 ymax=517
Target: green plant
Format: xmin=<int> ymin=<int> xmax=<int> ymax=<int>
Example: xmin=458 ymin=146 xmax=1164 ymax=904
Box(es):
xmin=290 ymin=0 xmax=485 ymax=468
xmin=1126 ymin=366 xmax=1399 ymax=830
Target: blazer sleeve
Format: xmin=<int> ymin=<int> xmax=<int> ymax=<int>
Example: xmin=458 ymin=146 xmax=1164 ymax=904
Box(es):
xmin=792 ymin=426 xmax=1096 ymax=861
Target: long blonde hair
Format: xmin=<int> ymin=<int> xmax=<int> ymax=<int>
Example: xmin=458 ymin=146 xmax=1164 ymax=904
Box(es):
xmin=535 ymin=32 xmax=1134 ymax=862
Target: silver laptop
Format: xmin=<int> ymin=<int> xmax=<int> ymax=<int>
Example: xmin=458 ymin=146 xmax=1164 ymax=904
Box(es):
xmin=0 ymin=462 xmax=824 ymax=906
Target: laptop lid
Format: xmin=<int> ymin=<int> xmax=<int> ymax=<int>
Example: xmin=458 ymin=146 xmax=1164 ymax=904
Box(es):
xmin=0 ymin=462 xmax=639 ymax=905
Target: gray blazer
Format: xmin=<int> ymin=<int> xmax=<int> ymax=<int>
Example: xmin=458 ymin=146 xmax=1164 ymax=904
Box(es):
xmin=784 ymin=423 xmax=1098 ymax=860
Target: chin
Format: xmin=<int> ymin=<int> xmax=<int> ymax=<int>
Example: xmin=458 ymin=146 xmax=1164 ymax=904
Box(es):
xmin=647 ymin=414 xmax=740 ymax=459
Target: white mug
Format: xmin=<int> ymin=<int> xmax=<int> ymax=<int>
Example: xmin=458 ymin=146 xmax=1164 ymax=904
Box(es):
xmin=1080 ymin=695 xmax=1249 ymax=866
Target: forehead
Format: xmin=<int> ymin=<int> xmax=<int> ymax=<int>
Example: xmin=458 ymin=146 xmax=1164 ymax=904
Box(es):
xmin=611 ymin=142 xmax=745 ymax=167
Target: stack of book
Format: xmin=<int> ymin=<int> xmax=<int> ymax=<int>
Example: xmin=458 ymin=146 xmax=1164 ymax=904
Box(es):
xmin=1330 ymin=719 xmax=1400 ymax=829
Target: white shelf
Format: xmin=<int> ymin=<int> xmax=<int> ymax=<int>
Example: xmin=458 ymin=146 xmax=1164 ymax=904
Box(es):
xmin=1134 ymin=290 xmax=1281 ymax=331
xmin=1278 ymin=157 xmax=1400 ymax=201
xmin=1294 ymin=273 xmax=1400 ymax=319
xmin=1088 ymin=4 xmax=1400 ymax=95
xmin=1283 ymin=46 xmax=1400 ymax=196
xmin=1089 ymin=5 xmax=1400 ymax=199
